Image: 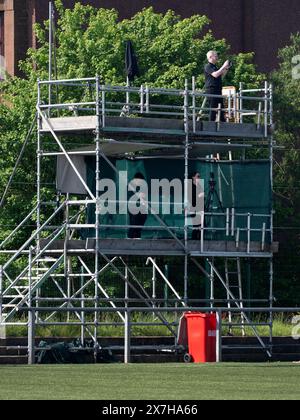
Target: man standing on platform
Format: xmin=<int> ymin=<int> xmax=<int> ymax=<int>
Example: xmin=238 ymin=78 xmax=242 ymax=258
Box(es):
xmin=204 ymin=51 xmax=231 ymax=122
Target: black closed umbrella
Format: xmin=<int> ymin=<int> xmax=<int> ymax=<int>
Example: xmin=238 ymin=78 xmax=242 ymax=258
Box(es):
xmin=125 ymin=40 xmax=139 ymax=82
xmin=122 ymin=41 xmax=139 ymax=116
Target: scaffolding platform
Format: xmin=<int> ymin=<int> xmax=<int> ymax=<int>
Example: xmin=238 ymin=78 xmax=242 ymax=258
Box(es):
xmin=41 ymin=115 xmax=266 ymax=139
xmin=39 ymin=238 xmax=278 ymax=257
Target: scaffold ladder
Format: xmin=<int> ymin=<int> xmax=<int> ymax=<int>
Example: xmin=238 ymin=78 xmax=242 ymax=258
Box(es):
xmin=225 ymin=257 xmax=245 ymax=336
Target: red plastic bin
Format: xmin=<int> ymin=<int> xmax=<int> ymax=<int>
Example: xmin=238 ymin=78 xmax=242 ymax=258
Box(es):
xmin=178 ymin=312 xmax=216 ymax=363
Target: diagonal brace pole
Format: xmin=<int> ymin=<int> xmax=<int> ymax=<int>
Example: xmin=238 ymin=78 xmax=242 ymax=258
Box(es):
xmin=0 ymin=113 xmax=38 ymax=209
xmin=36 ymin=108 xmax=95 ymax=200
xmin=102 ymin=253 xmax=177 ymax=336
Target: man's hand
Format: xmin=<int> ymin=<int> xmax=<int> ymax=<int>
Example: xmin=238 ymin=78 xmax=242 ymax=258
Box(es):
xmin=223 ymin=60 xmax=230 ymax=70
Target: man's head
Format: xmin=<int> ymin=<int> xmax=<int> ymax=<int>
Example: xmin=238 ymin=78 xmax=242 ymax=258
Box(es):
xmin=207 ymin=50 xmax=218 ymax=64
xmin=191 ymin=171 xmax=201 ymax=185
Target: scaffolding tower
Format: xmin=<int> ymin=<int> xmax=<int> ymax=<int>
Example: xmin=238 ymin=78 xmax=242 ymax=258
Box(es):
xmin=0 ymin=75 xmax=276 ymax=363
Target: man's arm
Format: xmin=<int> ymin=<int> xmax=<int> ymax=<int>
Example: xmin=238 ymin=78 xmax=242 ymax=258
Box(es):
xmin=211 ymin=60 xmax=230 ymax=78
xmin=221 ymin=68 xmax=229 ymax=78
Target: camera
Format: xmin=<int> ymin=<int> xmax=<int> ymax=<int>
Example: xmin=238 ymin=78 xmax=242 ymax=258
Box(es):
xmin=228 ymin=60 xmax=233 ymax=68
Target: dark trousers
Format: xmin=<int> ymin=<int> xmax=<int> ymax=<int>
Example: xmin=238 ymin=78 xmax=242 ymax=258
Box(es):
xmin=192 ymin=227 xmax=201 ymax=240
xmin=128 ymin=213 xmax=147 ymax=239
xmin=206 ymin=89 xmax=225 ymax=122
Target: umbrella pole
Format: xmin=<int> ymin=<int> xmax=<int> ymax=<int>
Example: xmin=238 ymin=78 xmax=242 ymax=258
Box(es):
xmin=126 ymin=76 xmax=130 ymax=111
xmin=120 ymin=77 xmax=131 ymax=117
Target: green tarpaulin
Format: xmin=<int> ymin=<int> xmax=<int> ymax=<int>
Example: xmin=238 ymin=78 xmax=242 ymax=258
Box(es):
xmin=82 ymin=158 xmax=271 ymax=242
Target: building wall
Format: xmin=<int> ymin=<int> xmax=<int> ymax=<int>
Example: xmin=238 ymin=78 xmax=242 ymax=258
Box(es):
xmin=0 ymin=0 xmax=14 ymax=76
xmin=13 ymin=0 xmax=30 ymax=74
xmin=1 ymin=0 xmax=300 ymax=77
xmin=40 ymin=0 xmax=300 ymax=73
xmin=0 ymin=11 xmax=4 ymax=57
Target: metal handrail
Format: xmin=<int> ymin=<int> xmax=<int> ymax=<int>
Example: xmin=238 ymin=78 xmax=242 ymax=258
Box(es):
xmin=1 ymin=204 xmax=88 ymax=295
xmin=38 ymin=79 xmax=272 ymax=128
xmin=2 ymin=200 xmax=66 ymax=271
xmin=39 ymin=102 xmax=96 ymax=109
xmin=3 ymin=224 xmax=67 ymax=295
xmin=4 ymin=254 xmax=65 ymax=322
xmin=16 ymin=306 xmax=298 ymax=364
xmin=0 ymin=204 xmax=38 ymax=250
xmin=39 ymin=77 xmax=97 ymax=85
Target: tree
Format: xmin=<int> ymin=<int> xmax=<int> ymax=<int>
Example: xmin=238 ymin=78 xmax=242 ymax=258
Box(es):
xmin=271 ymin=33 xmax=300 ymax=306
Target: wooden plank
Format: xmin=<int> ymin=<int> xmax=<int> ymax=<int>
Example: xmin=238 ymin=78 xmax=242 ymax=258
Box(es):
xmin=41 ymin=116 xmax=97 ymax=132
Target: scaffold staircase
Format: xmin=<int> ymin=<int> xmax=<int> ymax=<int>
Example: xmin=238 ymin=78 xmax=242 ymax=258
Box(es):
xmin=0 ymin=253 xmax=64 ymax=323
xmin=0 ymin=202 xmax=68 ymax=323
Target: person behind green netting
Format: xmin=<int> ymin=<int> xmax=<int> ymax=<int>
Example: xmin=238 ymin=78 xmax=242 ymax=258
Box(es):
xmin=188 ymin=171 xmax=204 ymax=240
xmin=128 ymin=172 xmax=148 ymax=239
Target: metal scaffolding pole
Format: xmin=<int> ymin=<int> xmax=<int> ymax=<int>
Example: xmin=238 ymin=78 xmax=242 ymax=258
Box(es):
xmin=124 ymin=307 xmax=131 ymax=364
xmin=210 ymin=258 xmax=215 ymax=309
xmin=65 ymin=196 xmax=70 ymax=322
xmin=269 ymin=82 xmax=274 ymax=354
xmin=184 ymin=79 xmax=189 ymax=304
xmin=37 ymin=81 xmax=42 ymax=252
xmin=0 ymin=265 xmax=4 ymax=339
xmin=80 ymin=266 xmax=85 ymax=346
xmin=28 ymin=247 xmax=35 ymax=364
xmin=94 ymin=75 xmax=101 ymax=360
xmin=269 ymin=257 xmax=274 ymax=354
xmin=36 ymin=81 xmax=42 ymax=323
xmin=151 ymin=258 xmax=156 ymax=315
xmin=48 ymin=1 xmax=54 ymax=114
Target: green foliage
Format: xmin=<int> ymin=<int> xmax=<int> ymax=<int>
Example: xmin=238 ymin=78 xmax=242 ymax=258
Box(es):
xmin=272 ymin=33 xmax=300 ymax=214
xmin=271 ymin=33 xmax=300 ymax=306
xmin=272 ymin=33 xmax=300 ymax=196
xmin=0 ymin=78 xmax=38 ymax=251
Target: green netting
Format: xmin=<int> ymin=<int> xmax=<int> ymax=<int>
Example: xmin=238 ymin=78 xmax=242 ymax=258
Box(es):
xmin=82 ymin=158 xmax=271 ymax=242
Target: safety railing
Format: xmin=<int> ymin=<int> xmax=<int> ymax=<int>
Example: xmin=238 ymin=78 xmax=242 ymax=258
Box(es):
xmin=0 ymin=197 xmax=273 ymax=261
xmin=8 ymin=305 xmax=299 ymax=364
xmin=37 ymin=78 xmax=273 ymax=136
xmin=69 ymin=205 xmax=272 ymax=254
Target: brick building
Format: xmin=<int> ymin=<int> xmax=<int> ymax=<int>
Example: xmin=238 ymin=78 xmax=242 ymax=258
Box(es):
xmin=0 ymin=0 xmax=299 ymax=77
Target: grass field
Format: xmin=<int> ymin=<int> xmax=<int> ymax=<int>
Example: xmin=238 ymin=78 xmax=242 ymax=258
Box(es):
xmin=0 ymin=363 xmax=299 ymax=400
